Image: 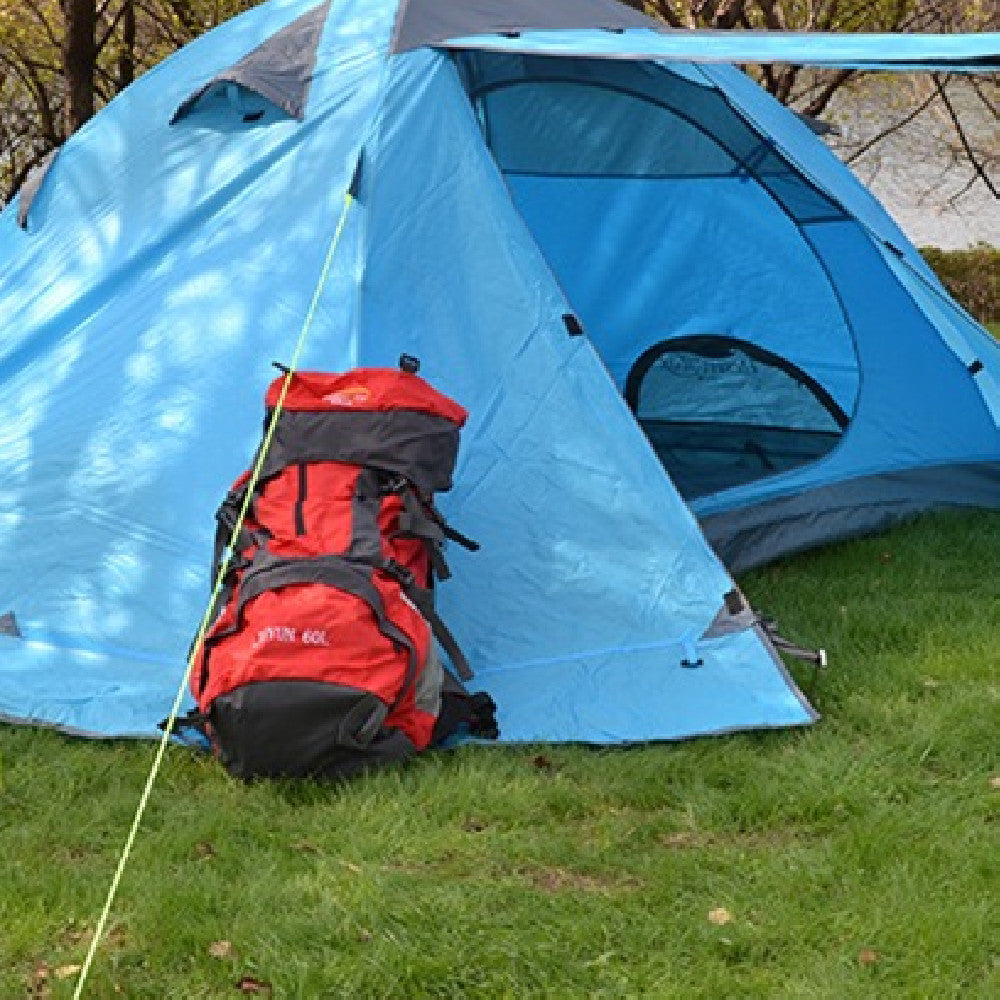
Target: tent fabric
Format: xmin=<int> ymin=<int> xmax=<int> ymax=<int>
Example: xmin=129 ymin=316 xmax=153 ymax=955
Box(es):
xmin=392 ymin=0 xmax=1000 ymax=71
xmin=351 ymin=46 xmax=817 ymax=742
xmin=440 ymin=26 xmax=1000 ymax=72
xmin=459 ymin=52 xmax=862 ymax=416
xmin=171 ymin=0 xmax=332 ymax=122
xmin=391 ymin=0 xmax=657 ymax=53
xmin=0 ymin=0 xmax=391 ymax=739
xmin=453 ymin=45 xmax=1000 ymax=569
xmin=1 ymin=0 xmax=998 ymax=746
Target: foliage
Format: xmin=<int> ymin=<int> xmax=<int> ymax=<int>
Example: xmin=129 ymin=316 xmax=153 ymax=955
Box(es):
xmin=922 ymin=243 xmax=1000 ymax=324
xmin=0 ymin=0 xmax=256 ymax=200
xmin=2 ymin=510 xmax=1000 ymax=997
xmin=1 ymin=0 xmax=998 ymax=204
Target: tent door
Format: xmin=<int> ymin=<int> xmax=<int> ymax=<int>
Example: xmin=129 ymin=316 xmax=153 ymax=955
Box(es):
xmin=625 ymin=336 xmax=848 ymax=499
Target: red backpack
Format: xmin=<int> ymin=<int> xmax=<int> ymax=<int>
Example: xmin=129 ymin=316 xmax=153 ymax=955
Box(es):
xmin=187 ymin=359 xmax=496 ymax=781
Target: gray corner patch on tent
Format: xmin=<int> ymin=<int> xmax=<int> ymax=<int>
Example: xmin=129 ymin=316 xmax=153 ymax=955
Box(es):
xmin=17 ymin=149 xmax=59 ymax=230
xmin=701 ymin=592 xmax=757 ymax=640
xmin=171 ymin=0 xmax=331 ymax=124
xmin=391 ymin=0 xmax=660 ymax=53
xmin=0 ymin=611 xmax=22 ymax=638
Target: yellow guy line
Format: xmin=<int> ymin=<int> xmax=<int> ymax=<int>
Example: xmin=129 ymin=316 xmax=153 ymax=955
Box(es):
xmin=73 ymin=188 xmax=356 ymax=1000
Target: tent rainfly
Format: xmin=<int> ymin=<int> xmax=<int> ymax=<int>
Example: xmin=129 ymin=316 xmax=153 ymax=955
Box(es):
xmin=2 ymin=0 xmax=1000 ymax=743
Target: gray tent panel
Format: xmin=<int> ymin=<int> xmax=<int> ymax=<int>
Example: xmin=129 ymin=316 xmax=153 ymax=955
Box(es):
xmin=17 ymin=149 xmax=59 ymax=230
xmin=391 ymin=0 xmax=659 ymax=53
xmin=700 ymin=462 xmax=1000 ymax=574
xmin=171 ymin=1 xmax=331 ymax=124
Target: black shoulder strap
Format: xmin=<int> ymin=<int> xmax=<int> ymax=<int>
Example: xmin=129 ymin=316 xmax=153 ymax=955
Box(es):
xmin=380 ymin=558 xmax=474 ymax=681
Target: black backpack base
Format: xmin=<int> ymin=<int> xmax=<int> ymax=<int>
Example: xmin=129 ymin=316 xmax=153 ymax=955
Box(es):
xmin=167 ymin=675 xmax=499 ymax=783
xmin=209 ymin=680 xmax=418 ymax=783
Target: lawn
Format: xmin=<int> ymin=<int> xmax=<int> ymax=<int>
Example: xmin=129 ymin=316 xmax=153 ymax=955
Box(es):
xmin=2 ymin=510 xmax=999 ymax=998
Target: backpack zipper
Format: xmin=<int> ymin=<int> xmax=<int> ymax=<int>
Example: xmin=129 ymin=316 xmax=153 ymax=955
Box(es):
xmin=294 ymin=463 xmax=307 ymax=535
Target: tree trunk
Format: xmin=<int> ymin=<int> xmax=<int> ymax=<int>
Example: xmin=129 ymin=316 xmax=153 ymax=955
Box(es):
xmin=61 ymin=0 xmax=97 ymax=133
xmin=119 ymin=0 xmax=136 ymax=89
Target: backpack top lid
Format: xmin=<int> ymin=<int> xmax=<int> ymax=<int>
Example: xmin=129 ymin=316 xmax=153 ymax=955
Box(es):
xmin=265 ymin=369 xmax=468 ymax=426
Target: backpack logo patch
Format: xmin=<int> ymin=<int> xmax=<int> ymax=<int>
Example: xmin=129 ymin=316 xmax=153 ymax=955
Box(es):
xmin=323 ymin=386 xmax=371 ymax=407
xmin=253 ymin=626 xmax=329 ymax=648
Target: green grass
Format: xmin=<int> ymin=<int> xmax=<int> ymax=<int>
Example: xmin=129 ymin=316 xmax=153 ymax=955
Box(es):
xmin=3 ymin=511 xmax=1000 ymax=998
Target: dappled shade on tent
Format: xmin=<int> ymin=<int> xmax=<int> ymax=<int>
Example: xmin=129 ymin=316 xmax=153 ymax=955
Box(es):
xmin=1 ymin=0 xmax=998 ymax=744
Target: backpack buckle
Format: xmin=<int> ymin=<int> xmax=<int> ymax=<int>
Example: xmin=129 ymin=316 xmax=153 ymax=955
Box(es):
xmin=382 ymin=558 xmax=416 ymax=588
xmin=378 ymin=473 xmax=409 ymax=497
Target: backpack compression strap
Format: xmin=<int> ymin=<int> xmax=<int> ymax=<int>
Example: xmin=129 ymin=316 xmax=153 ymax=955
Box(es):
xmin=354 ymin=472 xmax=476 ymax=675
xmin=392 ymin=485 xmax=479 ymax=582
xmin=196 ymin=552 xmax=421 ymax=711
xmin=380 ymin=557 xmax=474 ymax=682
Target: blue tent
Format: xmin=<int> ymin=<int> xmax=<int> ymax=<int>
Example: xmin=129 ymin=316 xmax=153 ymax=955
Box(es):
xmin=1 ymin=0 xmax=998 ymax=743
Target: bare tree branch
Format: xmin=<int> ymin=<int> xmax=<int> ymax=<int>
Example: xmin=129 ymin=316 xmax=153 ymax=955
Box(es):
xmin=845 ymin=87 xmax=939 ymax=164
xmin=803 ymin=68 xmax=857 ymax=117
xmin=970 ymin=76 xmax=1000 ymax=123
xmin=933 ymin=73 xmax=1000 ymax=198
